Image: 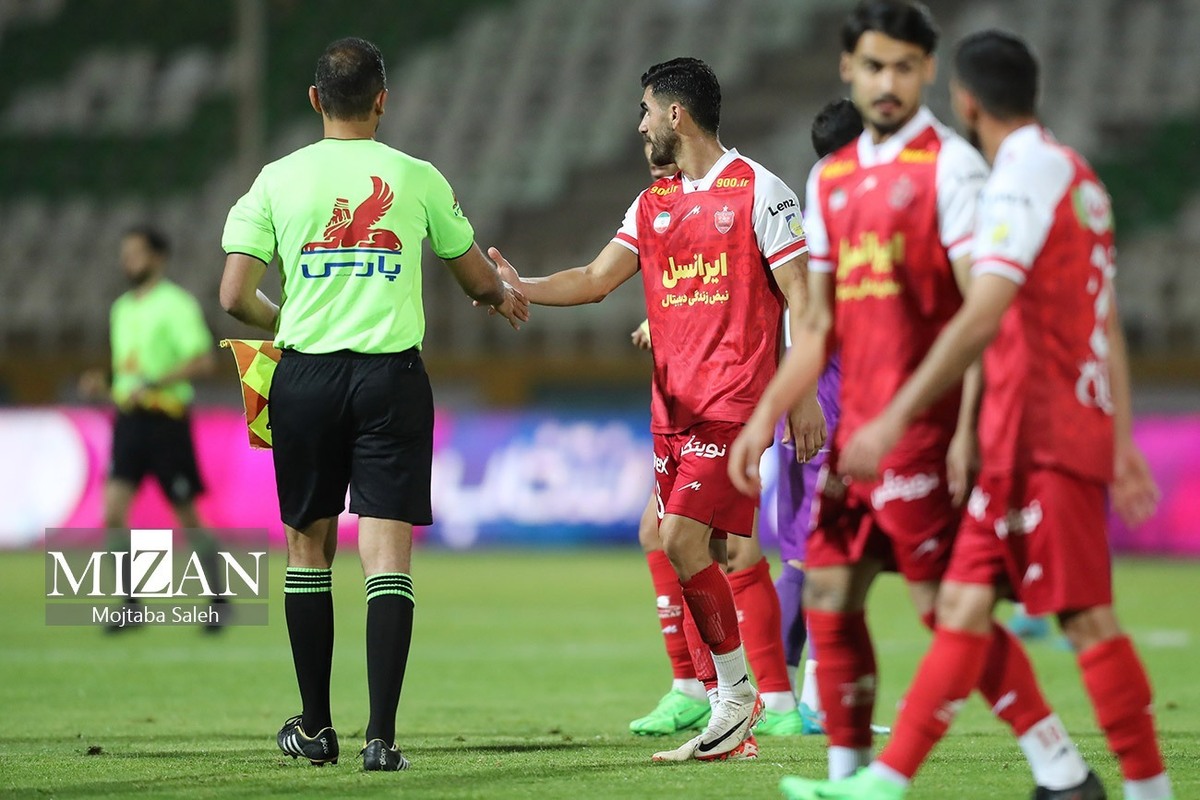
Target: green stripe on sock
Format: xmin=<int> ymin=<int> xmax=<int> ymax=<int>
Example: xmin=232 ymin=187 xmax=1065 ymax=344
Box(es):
xmin=365 ymin=572 xmax=413 ymax=604
xmin=285 ymin=567 xmax=331 ymax=594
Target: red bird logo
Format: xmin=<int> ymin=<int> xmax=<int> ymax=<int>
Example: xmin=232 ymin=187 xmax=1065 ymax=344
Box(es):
xmin=302 ymin=176 xmax=403 ymax=252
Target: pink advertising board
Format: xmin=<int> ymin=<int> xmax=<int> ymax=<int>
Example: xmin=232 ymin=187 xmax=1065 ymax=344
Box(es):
xmin=0 ymin=408 xmax=1196 ymax=555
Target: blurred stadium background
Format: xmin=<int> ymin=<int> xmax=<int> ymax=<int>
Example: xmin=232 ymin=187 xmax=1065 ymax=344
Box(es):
xmin=1 ymin=0 xmax=1197 ymax=551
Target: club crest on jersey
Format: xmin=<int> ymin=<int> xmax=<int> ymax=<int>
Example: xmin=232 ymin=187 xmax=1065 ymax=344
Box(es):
xmin=830 ymin=188 xmax=848 ymax=212
xmin=713 ymin=205 xmax=735 ymax=234
xmin=653 ymin=211 xmax=672 ymax=234
xmin=889 ymin=175 xmax=916 ymax=209
xmin=1073 ymin=180 xmax=1113 ymax=234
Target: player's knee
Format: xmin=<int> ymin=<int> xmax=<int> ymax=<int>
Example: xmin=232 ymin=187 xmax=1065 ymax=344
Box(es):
xmin=802 ymin=570 xmax=848 ymax=612
xmin=1058 ymin=605 xmax=1121 ymax=652
xmin=934 ymin=582 xmax=993 ymax=635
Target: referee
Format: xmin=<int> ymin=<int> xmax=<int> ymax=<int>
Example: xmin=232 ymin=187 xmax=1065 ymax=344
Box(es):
xmin=78 ymin=225 xmax=221 ymax=630
xmin=219 ymin=37 xmax=527 ymax=772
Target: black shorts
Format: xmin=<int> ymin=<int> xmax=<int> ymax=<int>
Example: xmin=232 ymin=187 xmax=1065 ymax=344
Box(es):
xmin=270 ymin=348 xmax=434 ymax=530
xmin=110 ymin=410 xmax=205 ymax=503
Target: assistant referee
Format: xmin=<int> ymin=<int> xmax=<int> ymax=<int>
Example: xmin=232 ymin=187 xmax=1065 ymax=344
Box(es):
xmin=219 ymin=37 xmax=527 ymax=772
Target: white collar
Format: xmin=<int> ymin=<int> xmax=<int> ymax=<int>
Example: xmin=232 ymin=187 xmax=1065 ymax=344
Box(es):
xmin=856 ymin=106 xmax=936 ymax=167
xmin=995 ymin=123 xmax=1048 ymax=163
xmin=681 ymin=148 xmax=739 ymax=193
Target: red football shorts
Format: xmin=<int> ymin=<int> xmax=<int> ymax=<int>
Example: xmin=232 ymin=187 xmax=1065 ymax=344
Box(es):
xmin=653 ymin=421 xmax=756 ymax=538
xmin=807 ymin=459 xmax=959 ymax=583
xmin=946 ymin=468 xmax=1113 ymax=616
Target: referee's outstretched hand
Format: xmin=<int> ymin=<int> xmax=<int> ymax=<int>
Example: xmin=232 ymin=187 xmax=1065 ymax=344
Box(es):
xmin=480 ymin=246 xmax=529 ymax=330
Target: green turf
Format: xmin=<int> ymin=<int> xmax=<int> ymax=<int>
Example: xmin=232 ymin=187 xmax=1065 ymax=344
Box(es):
xmin=1 ymin=550 xmax=1196 ymax=799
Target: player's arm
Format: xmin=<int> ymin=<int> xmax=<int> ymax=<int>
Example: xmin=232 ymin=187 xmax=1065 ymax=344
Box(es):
xmin=773 ymin=253 xmax=827 ymax=462
xmin=219 ymin=253 xmax=280 ymax=332
xmin=947 ymin=254 xmax=982 ymax=506
xmin=487 ymin=242 xmax=639 ymax=307
xmin=444 ymin=243 xmax=529 ymax=329
xmin=840 ymin=273 xmax=1019 ymax=480
xmin=1106 ymin=287 xmax=1159 ymax=526
xmin=728 ymin=269 xmax=834 ymax=495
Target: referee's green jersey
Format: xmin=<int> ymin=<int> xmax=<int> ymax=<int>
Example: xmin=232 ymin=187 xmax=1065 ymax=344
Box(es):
xmin=222 ymin=138 xmax=475 ymax=354
xmin=111 ymin=279 xmax=212 ymax=415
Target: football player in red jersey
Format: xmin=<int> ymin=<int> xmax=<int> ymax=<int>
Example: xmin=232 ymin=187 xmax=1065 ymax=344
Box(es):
xmin=778 ymin=30 xmax=1172 ymax=800
xmin=729 ymin=2 xmax=1099 ymax=796
xmin=490 ymin=57 xmax=822 ymax=762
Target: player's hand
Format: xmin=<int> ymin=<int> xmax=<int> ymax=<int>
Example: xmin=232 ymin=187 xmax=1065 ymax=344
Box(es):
xmin=630 ymin=320 xmax=651 ymax=351
xmin=728 ymin=413 xmax=774 ymax=497
xmin=488 ymin=245 xmax=522 ymax=287
xmin=491 ymin=282 xmax=529 ymax=330
xmin=787 ymin=393 xmax=827 ymax=463
xmin=946 ymin=427 xmax=979 ymax=507
xmin=1111 ymin=440 xmax=1160 ymax=528
xmin=839 ymin=411 xmax=904 ymax=481
xmin=77 ymin=369 xmax=109 ymax=401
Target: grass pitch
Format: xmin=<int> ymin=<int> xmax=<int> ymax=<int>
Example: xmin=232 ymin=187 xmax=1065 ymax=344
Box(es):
xmin=1 ymin=549 xmax=1197 ymax=799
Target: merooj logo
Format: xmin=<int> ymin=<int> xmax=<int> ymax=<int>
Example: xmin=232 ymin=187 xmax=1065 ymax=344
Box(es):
xmin=44 ymin=528 xmax=270 ymax=627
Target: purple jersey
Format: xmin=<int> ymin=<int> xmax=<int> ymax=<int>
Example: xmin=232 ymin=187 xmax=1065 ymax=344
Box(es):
xmin=776 ymin=354 xmax=841 ymax=563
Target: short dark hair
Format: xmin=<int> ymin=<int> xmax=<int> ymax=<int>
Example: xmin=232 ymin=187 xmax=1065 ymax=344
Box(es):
xmin=812 ymin=98 xmax=864 ymax=158
xmin=842 ymin=0 xmax=939 ymax=54
xmin=314 ymin=37 xmax=387 ymax=120
xmin=954 ymin=30 xmax=1039 ymax=119
xmin=124 ymin=225 xmax=170 ymax=257
xmin=641 ymin=57 xmax=721 ymax=135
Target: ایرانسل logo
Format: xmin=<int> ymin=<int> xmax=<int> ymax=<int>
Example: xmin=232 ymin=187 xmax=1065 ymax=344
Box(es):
xmin=44 ymin=528 xmax=270 ymax=627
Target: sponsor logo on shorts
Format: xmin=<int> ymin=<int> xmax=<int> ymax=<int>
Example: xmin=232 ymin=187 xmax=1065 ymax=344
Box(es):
xmin=675 ymin=480 xmax=703 ymax=492
xmin=870 ymin=470 xmax=939 ymax=510
xmin=681 ymin=436 xmax=727 ymax=460
xmin=1023 ymin=563 xmax=1044 ymax=584
xmin=995 ymin=500 xmax=1043 ymax=539
xmin=912 ymin=536 xmax=940 ymax=559
xmin=967 ymin=487 xmax=990 ymax=520
xmin=654 ymin=455 xmax=669 ymax=474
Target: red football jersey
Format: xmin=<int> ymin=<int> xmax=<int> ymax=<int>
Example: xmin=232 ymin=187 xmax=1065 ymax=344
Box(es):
xmin=805 ymin=107 xmax=988 ymax=469
xmin=614 ymin=149 xmax=807 ymax=433
xmin=971 ymin=125 xmax=1117 ymax=484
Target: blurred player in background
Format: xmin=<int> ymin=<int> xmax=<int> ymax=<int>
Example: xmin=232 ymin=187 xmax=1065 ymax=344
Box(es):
xmin=78 ymin=225 xmax=221 ymax=631
xmin=788 ymin=30 xmax=1173 ymax=800
xmin=219 ymin=37 xmax=526 ymax=772
xmin=628 ymin=138 xmax=801 ymax=739
xmin=491 ymin=57 xmax=823 ymax=762
xmin=730 ymin=2 xmax=1099 ymax=794
xmin=773 ymin=97 xmax=863 ymax=736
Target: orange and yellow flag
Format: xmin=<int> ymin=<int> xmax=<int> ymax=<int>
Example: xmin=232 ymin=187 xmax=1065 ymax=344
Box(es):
xmin=219 ymin=339 xmax=281 ymax=449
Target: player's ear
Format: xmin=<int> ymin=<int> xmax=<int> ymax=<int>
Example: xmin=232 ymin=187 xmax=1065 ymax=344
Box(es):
xmin=923 ymin=53 xmax=938 ymax=87
xmin=375 ymin=89 xmax=388 ymax=117
xmin=308 ymin=86 xmax=322 ymax=115
xmin=839 ymin=51 xmax=854 ymax=83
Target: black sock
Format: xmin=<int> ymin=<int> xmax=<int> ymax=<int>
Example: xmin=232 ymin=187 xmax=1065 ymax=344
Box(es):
xmin=364 ymin=573 xmax=415 ymax=746
xmin=284 ymin=567 xmax=334 ymax=733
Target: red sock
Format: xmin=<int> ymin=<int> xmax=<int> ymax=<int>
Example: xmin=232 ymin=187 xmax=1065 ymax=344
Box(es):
xmin=978 ymin=623 xmax=1053 ymax=736
xmin=1078 ymin=635 xmax=1166 ymax=781
xmin=879 ymin=627 xmax=990 ymax=778
xmin=807 ymin=609 xmax=877 ymax=748
xmin=682 ymin=605 xmax=717 ymax=690
xmin=645 ymin=550 xmax=695 ymax=680
xmin=680 ymin=561 xmax=741 ymax=656
xmin=728 ymin=558 xmax=791 ymax=693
